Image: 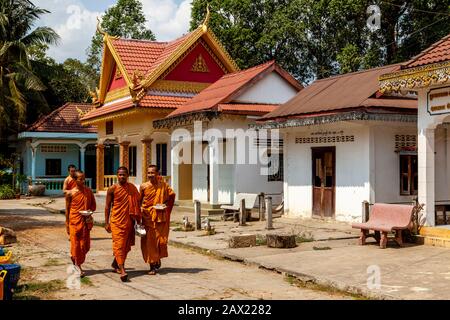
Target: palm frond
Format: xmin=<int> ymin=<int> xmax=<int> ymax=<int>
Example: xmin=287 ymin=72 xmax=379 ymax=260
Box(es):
xmin=21 ymin=27 xmax=60 ymax=46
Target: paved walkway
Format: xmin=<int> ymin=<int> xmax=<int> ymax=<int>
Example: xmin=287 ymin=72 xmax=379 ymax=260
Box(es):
xmin=10 ymin=195 xmax=450 ymax=300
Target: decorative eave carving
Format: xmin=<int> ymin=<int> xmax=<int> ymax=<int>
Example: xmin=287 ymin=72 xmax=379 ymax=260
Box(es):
xmin=379 ymin=60 xmax=450 ymax=93
xmin=153 ymin=111 xmax=222 ymax=129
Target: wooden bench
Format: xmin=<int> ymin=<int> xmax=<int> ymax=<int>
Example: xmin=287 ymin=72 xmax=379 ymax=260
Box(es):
xmin=221 ymin=193 xmax=258 ymax=221
xmin=351 ymin=203 xmax=415 ymax=249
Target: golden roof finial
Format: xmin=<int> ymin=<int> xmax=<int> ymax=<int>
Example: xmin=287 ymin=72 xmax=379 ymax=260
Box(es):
xmin=201 ymin=4 xmax=211 ymax=31
xmin=96 ymin=17 xmax=106 ymax=37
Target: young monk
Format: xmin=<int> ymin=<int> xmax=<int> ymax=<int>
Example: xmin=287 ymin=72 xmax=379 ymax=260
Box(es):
xmin=139 ymin=165 xmax=176 ymax=275
xmin=63 ymin=164 xmax=78 ymax=228
xmin=104 ymin=167 xmax=141 ymax=282
xmin=66 ymin=170 xmax=96 ymax=277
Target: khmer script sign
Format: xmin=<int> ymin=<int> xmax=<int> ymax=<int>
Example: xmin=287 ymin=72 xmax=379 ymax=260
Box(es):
xmin=428 ymin=87 xmax=450 ymax=115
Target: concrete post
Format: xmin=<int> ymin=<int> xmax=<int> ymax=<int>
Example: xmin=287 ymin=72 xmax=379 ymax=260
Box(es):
xmin=31 ymin=146 xmax=36 ymax=181
xmin=80 ymin=146 xmax=86 ymax=172
xmin=239 ymin=198 xmax=246 ymax=226
xmin=194 ymin=200 xmax=202 ymax=230
xmin=209 ymin=142 xmax=219 ymax=205
xmin=362 ymin=201 xmax=370 ymax=223
xmin=258 ymin=193 xmax=265 ymax=221
xmin=265 ymin=196 xmax=274 ymax=230
xmin=418 ymin=127 xmax=435 ymax=226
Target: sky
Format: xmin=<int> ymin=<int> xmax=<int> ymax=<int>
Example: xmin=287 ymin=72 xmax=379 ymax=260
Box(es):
xmin=33 ymin=0 xmax=193 ymax=63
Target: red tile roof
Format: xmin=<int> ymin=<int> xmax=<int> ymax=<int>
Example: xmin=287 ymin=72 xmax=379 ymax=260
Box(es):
xmin=263 ymin=64 xmax=417 ymax=121
xmin=404 ymin=34 xmax=450 ymax=68
xmin=111 ymin=32 xmax=194 ymax=78
xmin=217 ymin=103 xmax=278 ymax=115
xmin=26 ymin=103 xmax=97 ymax=133
xmin=81 ymin=95 xmax=192 ymax=121
xmin=166 ymin=61 xmax=302 ymax=118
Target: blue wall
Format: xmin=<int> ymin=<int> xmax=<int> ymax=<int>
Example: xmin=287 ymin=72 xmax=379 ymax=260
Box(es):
xmin=35 ymin=144 xmax=80 ymax=177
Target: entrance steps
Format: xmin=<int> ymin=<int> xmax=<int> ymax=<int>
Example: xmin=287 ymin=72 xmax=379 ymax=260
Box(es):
xmin=174 ymin=200 xmax=225 ymax=216
xmin=417 ymin=227 xmax=450 ymax=248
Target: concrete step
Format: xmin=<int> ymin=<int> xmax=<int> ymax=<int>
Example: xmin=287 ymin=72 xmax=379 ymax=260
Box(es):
xmin=416 ymin=227 xmax=450 ymax=248
xmin=419 ymin=226 xmax=450 ymax=239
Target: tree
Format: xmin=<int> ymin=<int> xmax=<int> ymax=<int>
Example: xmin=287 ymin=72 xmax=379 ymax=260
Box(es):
xmin=86 ymin=0 xmax=156 ymax=78
xmin=0 ymin=0 xmax=59 ymax=145
xmin=190 ymin=0 xmax=450 ymax=82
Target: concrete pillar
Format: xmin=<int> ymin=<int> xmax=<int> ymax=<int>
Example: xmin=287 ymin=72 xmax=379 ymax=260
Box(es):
xmin=119 ymin=141 xmax=131 ymax=168
xmin=80 ymin=146 xmax=86 ymax=172
xmin=418 ymin=127 xmax=435 ymax=226
xmin=141 ymin=138 xmax=153 ymax=183
xmin=96 ymin=144 xmax=105 ymax=191
xmin=170 ymin=140 xmax=179 ymax=195
xmin=31 ymin=146 xmax=36 ymax=181
xmin=209 ymin=142 xmax=219 ymax=205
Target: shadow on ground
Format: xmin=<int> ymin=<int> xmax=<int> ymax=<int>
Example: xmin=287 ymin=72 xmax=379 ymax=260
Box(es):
xmin=0 ymin=209 xmax=65 ymax=231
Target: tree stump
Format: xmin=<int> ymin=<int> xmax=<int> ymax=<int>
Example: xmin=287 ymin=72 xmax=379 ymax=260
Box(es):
xmin=266 ymin=233 xmax=296 ymax=248
xmin=229 ymin=234 xmax=256 ymax=248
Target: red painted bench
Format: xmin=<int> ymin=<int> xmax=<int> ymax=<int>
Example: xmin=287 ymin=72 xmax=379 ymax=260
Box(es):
xmin=352 ymin=203 xmax=415 ymax=249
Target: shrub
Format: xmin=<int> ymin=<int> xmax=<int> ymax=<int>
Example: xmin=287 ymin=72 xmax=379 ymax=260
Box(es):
xmin=0 ymin=184 xmax=16 ymax=199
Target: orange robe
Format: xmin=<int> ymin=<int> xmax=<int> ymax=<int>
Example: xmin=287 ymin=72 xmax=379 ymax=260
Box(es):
xmin=69 ymin=187 xmax=96 ymax=265
xmin=65 ymin=176 xmax=77 ymax=192
xmin=110 ymin=183 xmax=141 ymax=265
xmin=141 ymin=178 xmax=175 ymax=264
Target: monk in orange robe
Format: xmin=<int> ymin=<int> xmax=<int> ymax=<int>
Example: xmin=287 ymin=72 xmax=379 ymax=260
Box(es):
xmin=105 ymin=166 xmax=141 ymax=282
xmin=63 ymin=164 xmax=78 ymax=228
xmin=139 ymin=165 xmax=175 ymax=275
xmin=66 ymin=170 xmax=96 ymax=276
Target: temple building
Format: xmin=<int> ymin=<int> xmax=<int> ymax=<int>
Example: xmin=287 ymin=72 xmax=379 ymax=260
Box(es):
xmin=16 ymin=103 xmax=97 ymax=194
xmin=80 ymin=13 xmax=240 ymax=192
xmin=380 ymin=34 xmax=450 ymax=228
xmin=154 ymin=60 xmax=302 ymax=206
xmin=258 ymin=65 xmax=418 ymax=222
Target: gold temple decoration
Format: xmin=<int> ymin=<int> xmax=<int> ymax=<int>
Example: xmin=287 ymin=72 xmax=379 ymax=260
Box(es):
xmin=89 ymin=87 xmax=101 ymax=106
xmin=191 ymin=54 xmax=209 ymax=73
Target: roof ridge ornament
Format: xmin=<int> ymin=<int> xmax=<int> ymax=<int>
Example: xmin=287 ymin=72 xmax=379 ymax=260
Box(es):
xmin=96 ymin=17 xmax=107 ymax=37
xmin=201 ymin=4 xmax=211 ymax=31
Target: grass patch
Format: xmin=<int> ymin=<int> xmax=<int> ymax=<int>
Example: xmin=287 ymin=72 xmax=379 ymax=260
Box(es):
xmin=256 ymin=235 xmax=267 ymax=246
xmin=283 ymin=274 xmax=367 ymax=300
xmin=170 ymin=221 xmax=183 ymax=227
xmin=14 ymin=279 xmax=66 ymax=300
xmin=295 ymin=235 xmax=314 ymax=243
xmin=313 ymin=246 xmax=332 ymax=251
xmin=81 ymin=276 xmax=93 ymax=286
xmin=43 ymin=258 xmax=65 ymax=267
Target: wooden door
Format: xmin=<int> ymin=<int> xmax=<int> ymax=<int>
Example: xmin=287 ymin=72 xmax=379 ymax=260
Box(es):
xmin=312 ymin=147 xmax=335 ymax=218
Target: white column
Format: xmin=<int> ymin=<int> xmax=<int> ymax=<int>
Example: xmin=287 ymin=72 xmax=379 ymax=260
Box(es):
xmin=31 ymin=146 xmax=36 ymax=181
xmin=283 ymin=132 xmax=289 ymax=216
xmin=170 ymin=139 xmax=179 ymax=195
xmin=418 ymin=127 xmax=435 ymax=226
xmin=80 ymin=146 xmax=86 ymax=172
xmin=209 ymin=142 xmax=219 ymax=204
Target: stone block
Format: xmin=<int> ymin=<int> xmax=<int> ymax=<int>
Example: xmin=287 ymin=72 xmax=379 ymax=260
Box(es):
xmin=229 ymin=234 xmax=256 ymax=248
xmin=266 ymin=233 xmax=296 ymax=248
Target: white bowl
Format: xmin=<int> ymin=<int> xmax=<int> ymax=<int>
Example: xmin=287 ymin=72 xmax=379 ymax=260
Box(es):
xmin=80 ymin=210 xmax=94 ymax=217
xmin=135 ymin=224 xmax=147 ymax=237
xmin=153 ymin=204 xmax=167 ymax=210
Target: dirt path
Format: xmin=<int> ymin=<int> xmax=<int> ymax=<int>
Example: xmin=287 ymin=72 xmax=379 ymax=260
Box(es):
xmin=0 ymin=199 xmax=349 ymax=300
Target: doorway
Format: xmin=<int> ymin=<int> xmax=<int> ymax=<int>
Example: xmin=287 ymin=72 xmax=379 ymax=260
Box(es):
xmin=312 ymin=147 xmax=335 ymax=218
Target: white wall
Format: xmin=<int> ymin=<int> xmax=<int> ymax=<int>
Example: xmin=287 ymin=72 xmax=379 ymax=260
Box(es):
xmin=232 ymin=72 xmax=299 ymax=105
xmin=283 ymin=121 xmax=417 ymax=223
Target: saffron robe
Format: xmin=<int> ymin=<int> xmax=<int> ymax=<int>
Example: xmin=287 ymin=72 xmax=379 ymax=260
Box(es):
xmin=64 ymin=176 xmax=77 ymax=192
xmin=140 ymin=178 xmax=175 ymax=264
xmin=110 ymin=183 xmax=141 ymax=265
xmin=69 ymin=187 xmax=96 ymax=265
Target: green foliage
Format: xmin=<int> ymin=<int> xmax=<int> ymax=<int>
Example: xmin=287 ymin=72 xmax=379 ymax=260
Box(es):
xmin=0 ymin=0 xmax=59 ymax=145
xmin=86 ymin=0 xmax=156 ymax=76
xmin=190 ymin=0 xmax=450 ymax=82
xmin=0 ymin=184 xmax=16 ymax=199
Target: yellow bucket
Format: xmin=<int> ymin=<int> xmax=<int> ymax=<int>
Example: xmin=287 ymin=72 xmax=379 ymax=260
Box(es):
xmin=0 ymin=251 xmax=12 ymax=264
xmin=0 ymin=270 xmax=7 ymax=300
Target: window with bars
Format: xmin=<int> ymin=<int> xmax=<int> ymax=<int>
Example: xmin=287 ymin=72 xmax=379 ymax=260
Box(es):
xmin=40 ymin=145 xmax=67 ymax=153
xmin=45 ymin=159 xmax=61 ymax=176
xmin=128 ymin=146 xmax=137 ymax=177
xmin=400 ymin=154 xmax=418 ymax=196
xmin=267 ymin=150 xmax=284 ymax=182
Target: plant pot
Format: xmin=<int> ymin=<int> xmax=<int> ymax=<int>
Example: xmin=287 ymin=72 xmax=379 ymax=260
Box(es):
xmin=28 ymin=184 xmax=46 ymax=196
xmin=15 ymin=194 xmax=20 ymax=199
